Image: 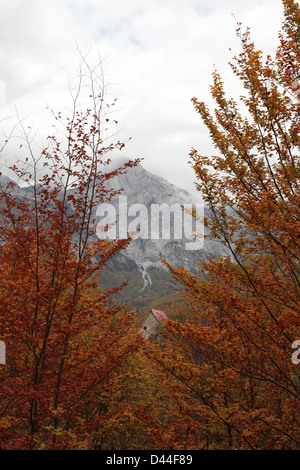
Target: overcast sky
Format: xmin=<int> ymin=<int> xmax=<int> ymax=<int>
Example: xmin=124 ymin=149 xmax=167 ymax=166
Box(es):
xmin=0 ymin=0 xmax=284 ymax=195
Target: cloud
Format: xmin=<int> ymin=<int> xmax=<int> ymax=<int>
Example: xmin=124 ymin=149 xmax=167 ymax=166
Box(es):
xmin=0 ymin=0 xmax=284 ymax=194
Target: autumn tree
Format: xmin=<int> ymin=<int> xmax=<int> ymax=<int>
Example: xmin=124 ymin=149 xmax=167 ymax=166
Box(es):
xmin=0 ymin=55 xmax=145 ymax=450
xmin=158 ymin=0 xmax=300 ymax=450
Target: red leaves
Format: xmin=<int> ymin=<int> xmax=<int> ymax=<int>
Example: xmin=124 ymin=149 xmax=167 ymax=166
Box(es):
xmin=157 ymin=0 xmax=300 ymax=450
xmin=0 ymin=79 xmax=142 ymax=449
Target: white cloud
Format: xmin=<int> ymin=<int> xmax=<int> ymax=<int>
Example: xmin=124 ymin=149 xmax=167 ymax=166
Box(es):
xmin=0 ymin=0 xmax=284 ymax=194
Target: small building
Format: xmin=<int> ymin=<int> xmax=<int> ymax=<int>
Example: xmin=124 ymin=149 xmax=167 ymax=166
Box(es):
xmin=140 ymin=308 xmax=168 ymax=340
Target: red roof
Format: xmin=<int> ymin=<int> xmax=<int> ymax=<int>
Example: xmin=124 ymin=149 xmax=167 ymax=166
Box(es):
xmin=151 ymin=309 xmax=168 ymax=324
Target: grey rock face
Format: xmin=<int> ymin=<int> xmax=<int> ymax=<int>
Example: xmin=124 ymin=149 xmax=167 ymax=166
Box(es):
xmin=95 ymin=163 xmax=228 ymax=279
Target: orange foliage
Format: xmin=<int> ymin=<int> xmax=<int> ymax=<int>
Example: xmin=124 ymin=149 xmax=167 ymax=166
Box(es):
xmin=158 ymin=0 xmax=300 ymax=450
xmin=0 ymin=64 xmax=143 ymax=449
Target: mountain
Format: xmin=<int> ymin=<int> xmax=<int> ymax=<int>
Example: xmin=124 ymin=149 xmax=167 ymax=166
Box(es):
xmin=0 ymin=165 xmax=228 ymax=312
xmin=95 ymin=162 xmax=228 ymax=310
